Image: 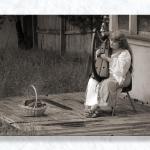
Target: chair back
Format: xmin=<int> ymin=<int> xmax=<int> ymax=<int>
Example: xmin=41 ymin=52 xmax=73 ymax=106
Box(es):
xmin=122 ymin=71 xmax=132 ymax=92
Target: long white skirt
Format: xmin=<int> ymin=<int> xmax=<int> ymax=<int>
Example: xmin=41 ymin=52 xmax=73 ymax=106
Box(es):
xmin=85 ymin=77 xmax=121 ymax=110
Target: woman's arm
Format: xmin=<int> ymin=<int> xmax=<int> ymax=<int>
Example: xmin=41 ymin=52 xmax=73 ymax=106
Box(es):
xmin=114 ymin=50 xmax=131 ymax=86
xmin=95 ymin=49 xmax=111 ymax=62
xmin=100 ymin=54 xmax=111 ymax=62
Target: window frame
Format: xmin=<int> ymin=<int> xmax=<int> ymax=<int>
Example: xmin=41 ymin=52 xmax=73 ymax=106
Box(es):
xmin=109 ymin=15 xmax=150 ymax=42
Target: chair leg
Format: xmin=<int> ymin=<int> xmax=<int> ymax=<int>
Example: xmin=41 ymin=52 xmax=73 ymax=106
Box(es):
xmin=126 ymin=92 xmax=137 ymax=113
xmin=111 ymin=107 xmax=115 ymax=116
xmin=111 ymin=91 xmax=120 ymax=116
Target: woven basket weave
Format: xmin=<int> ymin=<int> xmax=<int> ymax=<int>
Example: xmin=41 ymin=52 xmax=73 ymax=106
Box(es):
xmin=20 ymin=104 xmax=47 ymax=117
xmin=20 ymin=85 xmax=47 ymax=117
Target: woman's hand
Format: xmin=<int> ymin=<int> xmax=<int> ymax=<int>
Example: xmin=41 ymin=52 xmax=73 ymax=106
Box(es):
xmin=96 ymin=49 xmax=101 ymax=59
xmin=95 ymin=49 xmax=111 ymax=62
xmin=100 ymin=54 xmax=111 ymax=62
xmin=100 ymin=54 xmax=106 ymax=59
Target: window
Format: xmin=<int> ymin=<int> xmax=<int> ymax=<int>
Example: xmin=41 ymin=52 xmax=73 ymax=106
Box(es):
xmin=137 ymin=15 xmax=150 ymax=32
xmin=118 ymin=15 xmax=129 ymax=30
xmin=110 ymin=15 xmax=150 ymax=41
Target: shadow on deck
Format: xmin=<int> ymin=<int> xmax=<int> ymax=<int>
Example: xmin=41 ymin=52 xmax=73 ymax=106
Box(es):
xmin=0 ymin=92 xmax=150 ymax=135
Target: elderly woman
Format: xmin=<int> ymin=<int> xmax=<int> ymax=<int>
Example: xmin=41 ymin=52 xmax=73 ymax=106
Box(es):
xmin=85 ymin=31 xmax=133 ymax=118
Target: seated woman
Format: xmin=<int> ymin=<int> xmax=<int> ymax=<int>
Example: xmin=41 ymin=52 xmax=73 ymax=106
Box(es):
xmin=84 ymin=31 xmax=133 ymax=118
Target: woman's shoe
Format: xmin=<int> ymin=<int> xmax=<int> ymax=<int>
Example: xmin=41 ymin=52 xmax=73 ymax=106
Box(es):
xmin=84 ymin=107 xmax=93 ymax=118
xmin=91 ymin=104 xmax=100 ymax=113
xmin=91 ymin=110 xmax=100 ymax=118
xmin=85 ymin=105 xmax=101 ymax=118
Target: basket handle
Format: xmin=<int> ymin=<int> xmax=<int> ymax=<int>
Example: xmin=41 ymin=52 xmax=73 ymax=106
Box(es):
xmin=27 ymin=85 xmax=38 ymax=109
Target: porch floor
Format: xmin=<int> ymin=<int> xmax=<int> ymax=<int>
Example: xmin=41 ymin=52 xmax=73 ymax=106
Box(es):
xmin=0 ymin=92 xmax=150 ymax=135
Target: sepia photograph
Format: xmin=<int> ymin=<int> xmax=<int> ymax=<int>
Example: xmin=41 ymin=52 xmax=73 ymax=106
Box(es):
xmin=0 ymin=15 xmax=149 ymax=136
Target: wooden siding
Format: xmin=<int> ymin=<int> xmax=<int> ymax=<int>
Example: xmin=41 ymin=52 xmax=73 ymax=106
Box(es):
xmin=0 ymin=18 xmax=18 ymax=49
xmin=65 ymin=18 xmax=92 ymax=54
xmin=37 ymin=16 xmax=93 ymax=54
xmin=37 ymin=16 xmax=61 ymax=52
xmin=65 ymin=33 xmax=92 ymax=54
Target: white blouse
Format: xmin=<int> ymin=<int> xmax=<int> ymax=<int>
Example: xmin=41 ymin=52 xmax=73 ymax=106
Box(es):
xmin=109 ymin=50 xmax=131 ymax=86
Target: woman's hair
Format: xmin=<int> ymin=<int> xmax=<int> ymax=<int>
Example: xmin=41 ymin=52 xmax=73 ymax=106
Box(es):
xmin=110 ymin=31 xmax=133 ymax=73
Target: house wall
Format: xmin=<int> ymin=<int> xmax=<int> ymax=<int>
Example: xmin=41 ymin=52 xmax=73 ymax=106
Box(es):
xmin=128 ymin=39 xmax=150 ymax=103
xmin=109 ymin=15 xmax=150 ymax=103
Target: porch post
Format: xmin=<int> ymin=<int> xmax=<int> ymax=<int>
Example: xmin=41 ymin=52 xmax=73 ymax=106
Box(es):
xmin=109 ymin=15 xmax=118 ymax=32
xmin=129 ymin=15 xmax=137 ymax=35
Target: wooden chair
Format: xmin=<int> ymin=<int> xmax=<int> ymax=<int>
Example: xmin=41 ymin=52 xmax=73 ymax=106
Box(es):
xmin=111 ymin=71 xmax=137 ymax=116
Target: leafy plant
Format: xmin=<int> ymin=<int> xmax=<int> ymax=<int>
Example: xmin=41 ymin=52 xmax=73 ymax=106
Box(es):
xmin=64 ymin=15 xmax=104 ymax=32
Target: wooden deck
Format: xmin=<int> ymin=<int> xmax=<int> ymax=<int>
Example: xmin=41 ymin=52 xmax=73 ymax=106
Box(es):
xmin=0 ymin=92 xmax=150 ymax=135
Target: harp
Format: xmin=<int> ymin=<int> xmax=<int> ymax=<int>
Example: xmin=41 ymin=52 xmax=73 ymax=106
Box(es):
xmin=91 ymin=26 xmax=110 ymax=82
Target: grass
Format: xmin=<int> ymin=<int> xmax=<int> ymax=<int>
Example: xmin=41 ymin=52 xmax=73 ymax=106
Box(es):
xmin=0 ymin=48 xmax=90 ymax=135
xmin=0 ymin=48 xmax=89 ymax=98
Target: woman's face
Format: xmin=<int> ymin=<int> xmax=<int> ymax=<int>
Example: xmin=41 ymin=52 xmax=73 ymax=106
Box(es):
xmin=110 ymin=39 xmax=120 ymax=49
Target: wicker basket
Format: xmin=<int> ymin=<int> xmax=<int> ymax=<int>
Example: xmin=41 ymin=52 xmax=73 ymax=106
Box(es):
xmin=20 ymin=85 xmax=47 ymax=117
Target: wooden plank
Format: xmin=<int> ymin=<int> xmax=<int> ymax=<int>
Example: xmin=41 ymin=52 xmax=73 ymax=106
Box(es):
xmin=14 ymin=113 xmax=150 ymax=134
xmin=55 ymin=123 xmax=150 ymax=136
xmin=0 ymin=96 xmax=69 ymax=124
xmin=0 ymin=103 xmax=24 ymax=129
xmin=4 ymin=97 xmax=82 ymax=124
xmin=61 ymin=125 xmax=150 ymax=136
xmin=0 ymin=94 xmax=149 ymax=119
xmin=49 ymin=93 xmax=84 ymax=109
xmin=23 ymin=118 xmax=150 ymax=135
xmin=60 ymin=16 xmax=65 ymax=56
xmin=0 ymin=92 xmax=150 ymax=135
xmin=43 ymin=118 xmax=150 ymax=135
xmin=37 ymin=29 xmax=60 ymax=35
xmin=22 ymin=113 xmax=150 ymax=129
xmin=64 ymin=30 xmax=93 ymax=35
xmin=0 ymin=92 xmax=146 ymax=122
xmin=47 ymin=92 xmax=150 ymax=115
xmin=4 ymin=111 xmax=150 ymax=135
xmin=45 ymin=94 xmax=84 ymax=117
xmin=55 ymin=92 xmax=84 ymax=103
